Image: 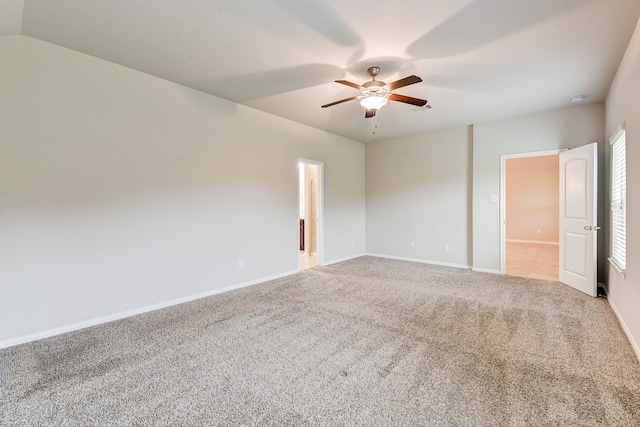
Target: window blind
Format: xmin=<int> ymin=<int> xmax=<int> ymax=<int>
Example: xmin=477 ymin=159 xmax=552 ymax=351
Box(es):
xmin=610 ymin=128 xmax=626 ymax=273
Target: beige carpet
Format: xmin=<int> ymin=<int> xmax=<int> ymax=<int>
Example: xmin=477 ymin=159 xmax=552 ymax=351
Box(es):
xmin=1 ymin=256 xmax=639 ymax=426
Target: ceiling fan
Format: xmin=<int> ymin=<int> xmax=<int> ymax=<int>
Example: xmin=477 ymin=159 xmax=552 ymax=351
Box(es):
xmin=321 ymin=66 xmax=428 ymax=118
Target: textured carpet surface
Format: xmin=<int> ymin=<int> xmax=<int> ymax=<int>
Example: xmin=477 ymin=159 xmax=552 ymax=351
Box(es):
xmin=1 ymin=256 xmax=639 ymax=426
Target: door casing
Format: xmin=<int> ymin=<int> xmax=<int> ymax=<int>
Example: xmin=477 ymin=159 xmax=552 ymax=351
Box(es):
xmin=499 ymin=144 xmax=599 ymax=297
xmin=298 ymin=158 xmax=324 ymax=269
xmin=499 ymin=149 xmax=564 ymax=274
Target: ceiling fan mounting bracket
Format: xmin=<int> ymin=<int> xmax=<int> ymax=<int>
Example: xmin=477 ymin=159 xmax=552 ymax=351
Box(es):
xmin=367 ymin=66 xmax=381 ymax=79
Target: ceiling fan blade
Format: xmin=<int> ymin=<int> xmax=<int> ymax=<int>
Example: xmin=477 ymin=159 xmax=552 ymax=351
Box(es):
xmin=335 ymin=80 xmax=364 ymax=90
xmin=388 ymin=93 xmax=428 ymax=107
xmin=365 ymin=109 xmax=376 ymax=119
xmin=386 ymin=75 xmax=422 ymax=90
xmin=321 ymin=96 xmax=360 ymax=108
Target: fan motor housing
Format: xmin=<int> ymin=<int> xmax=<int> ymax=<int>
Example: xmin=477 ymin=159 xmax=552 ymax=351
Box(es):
xmin=363 ymin=80 xmax=385 ymax=89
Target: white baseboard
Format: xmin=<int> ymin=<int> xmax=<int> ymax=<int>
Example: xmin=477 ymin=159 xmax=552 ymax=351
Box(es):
xmin=607 ymin=297 xmax=640 ymax=363
xmin=0 ymin=269 xmax=298 ymax=350
xmin=322 ymin=253 xmax=367 ymax=266
xmin=366 ymin=253 xmax=471 ymax=270
xmin=472 ymin=267 xmax=503 ymax=275
xmin=506 ymin=239 xmax=559 ymax=245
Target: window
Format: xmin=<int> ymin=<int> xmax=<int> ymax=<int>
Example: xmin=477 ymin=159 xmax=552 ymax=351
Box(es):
xmin=609 ymin=126 xmax=626 ymax=275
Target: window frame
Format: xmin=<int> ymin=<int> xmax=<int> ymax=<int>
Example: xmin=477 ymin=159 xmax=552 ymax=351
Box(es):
xmin=609 ymin=125 xmax=626 ymax=277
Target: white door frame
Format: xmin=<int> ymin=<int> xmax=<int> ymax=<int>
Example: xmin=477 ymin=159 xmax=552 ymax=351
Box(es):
xmin=499 ymin=149 xmax=564 ymax=274
xmin=298 ymin=158 xmax=324 ymax=269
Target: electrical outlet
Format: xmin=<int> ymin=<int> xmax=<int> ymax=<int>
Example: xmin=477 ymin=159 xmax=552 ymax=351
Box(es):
xmin=536 ymin=229 xmax=541 ymax=235
xmin=444 ymin=244 xmax=450 ymax=252
xmin=410 ymin=241 xmax=415 ymax=248
xmin=352 ymin=239 xmax=356 ymax=246
xmin=238 ymin=258 xmax=244 ymax=268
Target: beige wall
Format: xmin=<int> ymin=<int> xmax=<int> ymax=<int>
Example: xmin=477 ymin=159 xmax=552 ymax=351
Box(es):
xmin=605 ymin=17 xmax=640 ymax=359
xmin=506 ymin=155 xmax=559 ymax=243
xmin=0 ymin=36 xmax=366 ymax=344
xmin=3 ymin=19 xmax=639 ymax=359
xmin=366 ymin=126 xmax=472 ymax=267
xmin=472 ymin=103 xmax=606 ymax=274
xmin=366 ymin=103 xmax=604 ymax=274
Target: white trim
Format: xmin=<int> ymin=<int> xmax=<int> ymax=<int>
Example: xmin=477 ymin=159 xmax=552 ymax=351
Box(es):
xmin=499 ymin=149 xmax=565 ymax=274
xmin=506 ymin=239 xmax=559 ymax=245
xmin=0 ymin=270 xmax=298 ymax=349
xmin=607 ymin=257 xmax=627 ymax=279
xmin=297 ymin=158 xmax=324 ymax=269
xmin=609 ymin=122 xmax=626 ymax=144
xmin=366 ymin=253 xmax=471 ymax=270
xmin=607 ymin=296 xmax=640 ymax=363
xmin=323 ymin=253 xmax=366 ymax=266
xmin=472 ymin=267 xmax=503 ymax=275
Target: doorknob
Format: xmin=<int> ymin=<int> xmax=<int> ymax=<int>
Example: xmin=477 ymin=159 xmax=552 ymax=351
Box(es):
xmin=584 ymin=226 xmax=602 ymax=231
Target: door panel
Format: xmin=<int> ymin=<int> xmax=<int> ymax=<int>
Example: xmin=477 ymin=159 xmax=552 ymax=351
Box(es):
xmin=559 ymin=143 xmax=597 ymax=296
xmin=564 ymin=232 xmax=587 ymax=277
xmin=565 ymin=159 xmax=587 ymax=219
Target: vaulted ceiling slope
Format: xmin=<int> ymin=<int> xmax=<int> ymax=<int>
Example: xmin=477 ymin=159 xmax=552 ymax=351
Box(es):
xmin=2 ymin=0 xmax=640 ymax=142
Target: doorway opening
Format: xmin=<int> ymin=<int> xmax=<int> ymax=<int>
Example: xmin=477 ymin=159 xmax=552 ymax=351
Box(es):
xmin=500 ymin=150 xmax=562 ymax=280
xmin=298 ymin=160 xmax=323 ymax=270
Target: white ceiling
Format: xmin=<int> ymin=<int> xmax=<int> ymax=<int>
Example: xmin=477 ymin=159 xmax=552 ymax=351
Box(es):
xmin=3 ymin=0 xmax=640 ymax=142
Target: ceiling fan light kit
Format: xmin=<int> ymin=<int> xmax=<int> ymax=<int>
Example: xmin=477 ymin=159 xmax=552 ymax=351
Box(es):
xmin=322 ymin=66 xmax=428 ymax=119
xmin=360 ymin=95 xmax=388 ymax=111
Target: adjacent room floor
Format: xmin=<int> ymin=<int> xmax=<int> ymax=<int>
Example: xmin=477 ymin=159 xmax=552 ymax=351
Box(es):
xmin=506 ymin=241 xmax=559 ymax=281
xmin=299 ymin=252 xmax=318 ymax=270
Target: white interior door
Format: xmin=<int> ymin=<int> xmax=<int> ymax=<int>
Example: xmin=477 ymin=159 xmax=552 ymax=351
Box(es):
xmin=559 ymin=142 xmax=598 ymax=296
